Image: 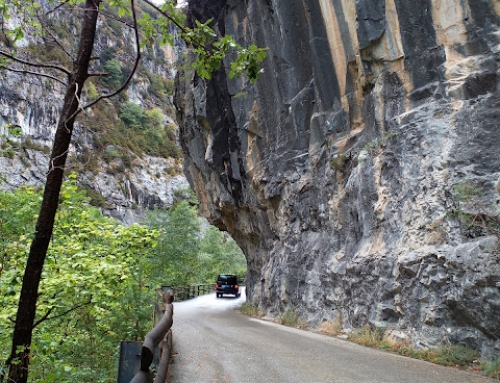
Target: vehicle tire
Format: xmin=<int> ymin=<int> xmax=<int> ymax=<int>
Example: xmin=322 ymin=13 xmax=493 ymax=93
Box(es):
xmin=216 ymin=293 xmax=220 ymax=298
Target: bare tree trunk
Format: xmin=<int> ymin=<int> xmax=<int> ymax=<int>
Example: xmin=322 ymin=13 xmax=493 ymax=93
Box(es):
xmin=5 ymin=1 xmax=101 ymax=382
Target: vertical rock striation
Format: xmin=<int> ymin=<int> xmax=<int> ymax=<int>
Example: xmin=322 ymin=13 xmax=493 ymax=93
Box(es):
xmin=175 ymin=0 xmax=500 ymax=356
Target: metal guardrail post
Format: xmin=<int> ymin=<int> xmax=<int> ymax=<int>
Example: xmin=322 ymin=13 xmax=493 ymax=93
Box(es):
xmin=128 ymin=293 xmax=174 ymax=383
xmin=119 ymin=283 xmax=226 ymax=381
xmin=154 ymin=329 xmax=172 ymax=383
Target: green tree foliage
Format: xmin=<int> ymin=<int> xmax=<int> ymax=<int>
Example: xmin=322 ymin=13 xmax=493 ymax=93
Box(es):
xmin=145 ymin=71 xmax=174 ymax=98
xmin=198 ymin=226 xmax=247 ymax=281
xmin=0 ymin=1 xmax=263 ymax=380
xmin=119 ymin=101 xmax=147 ymax=130
xmin=0 ymin=182 xmax=246 ymax=382
xmin=137 ymin=4 xmax=268 ymax=83
xmin=102 ymin=59 xmax=124 ymax=89
xmin=0 ymin=179 xmax=158 ymax=382
xmin=146 ymin=201 xmax=247 ymax=286
xmin=85 ymin=81 xmax=99 ymax=100
xmin=145 ymin=107 xmax=164 ymax=129
xmin=118 ymin=102 xmax=180 ymax=158
xmin=146 ymin=201 xmax=201 ymax=286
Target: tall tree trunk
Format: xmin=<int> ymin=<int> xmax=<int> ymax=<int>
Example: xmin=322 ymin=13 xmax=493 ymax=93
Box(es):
xmin=5 ymin=1 xmax=101 ymax=382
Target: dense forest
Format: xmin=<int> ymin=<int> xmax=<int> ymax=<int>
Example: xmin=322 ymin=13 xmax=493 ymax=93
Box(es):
xmin=0 ymin=177 xmax=246 ymax=382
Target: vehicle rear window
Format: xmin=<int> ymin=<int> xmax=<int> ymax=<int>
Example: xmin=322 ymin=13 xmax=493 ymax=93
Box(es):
xmin=217 ymin=274 xmax=237 ymax=283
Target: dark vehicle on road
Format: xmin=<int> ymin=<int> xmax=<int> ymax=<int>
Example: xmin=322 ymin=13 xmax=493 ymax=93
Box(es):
xmin=215 ymin=274 xmax=240 ymax=298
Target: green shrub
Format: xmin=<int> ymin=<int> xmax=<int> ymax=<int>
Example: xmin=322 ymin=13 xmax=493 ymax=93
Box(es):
xmin=102 ymin=59 xmax=123 ymax=89
xmin=7 ymin=124 xmax=22 ymax=137
xmin=279 ymin=307 xmax=299 ymax=326
xmin=164 ymin=139 xmax=180 ymax=159
xmin=21 ymin=137 xmax=50 ymax=153
xmin=435 ymin=344 xmax=480 ymax=366
xmin=145 ymin=108 xmax=164 ymax=129
xmin=86 ymin=81 xmax=99 ymax=100
xmin=483 ymin=358 xmax=500 ymax=380
xmin=107 ymin=18 xmax=123 ymax=35
xmin=144 ymin=71 xmax=174 ymax=98
xmin=378 ymin=341 xmax=392 ymax=350
xmin=79 ymin=186 xmax=107 ymax=208
xmin=121 ymin=153 xmax=132 ymax=168
xmin=27 ymin=42 xmax=72 ymax=68
xmin=102 ymin=146 xmax=120 ymax=163
xmin=241 ymin=303 xmax=261 ymax=317
xmin=165 ymin=166 xmax=178 ymax=176
xmin=349 ymin=325 xmax=385 ymax=348
xmin=77 ymin=149 xmax=100 ymax=174
xmin=120 ymin=102 xmax=147 ymax=130
xmin=100 ymin=46 xmax=117 ymax=64
xmin=1 ymin=147 xmax=16 ymax=159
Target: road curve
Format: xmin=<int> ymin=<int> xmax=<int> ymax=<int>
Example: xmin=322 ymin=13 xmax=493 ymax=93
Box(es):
xmin=168 ymin=289 xmax=495 ymax=383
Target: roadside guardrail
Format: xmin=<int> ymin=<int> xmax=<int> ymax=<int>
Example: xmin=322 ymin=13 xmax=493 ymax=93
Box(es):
xmin=118 ymin=284 xmax=216 ymax=383
xmin=160 ymin=283 xmax=215 ymax=301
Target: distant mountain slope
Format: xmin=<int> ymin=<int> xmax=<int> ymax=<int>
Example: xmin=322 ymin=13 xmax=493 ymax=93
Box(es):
xmin=0 ymin=1 xmax=187 ymax=224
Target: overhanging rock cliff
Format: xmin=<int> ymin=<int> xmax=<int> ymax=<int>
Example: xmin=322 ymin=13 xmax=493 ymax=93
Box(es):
xmin=174 ymin=0 xmax=500 ymax=356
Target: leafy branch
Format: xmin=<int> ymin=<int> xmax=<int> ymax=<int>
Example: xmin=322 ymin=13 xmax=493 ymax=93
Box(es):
xmin=33 ymin=299 xmax=93 ymax=328
xmin=140 ymin=0 xmax=267 ymax=82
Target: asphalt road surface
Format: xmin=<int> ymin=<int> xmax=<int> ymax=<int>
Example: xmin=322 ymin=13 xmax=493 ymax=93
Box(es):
xmin=168 ymin=289 xmax=495 ymax=383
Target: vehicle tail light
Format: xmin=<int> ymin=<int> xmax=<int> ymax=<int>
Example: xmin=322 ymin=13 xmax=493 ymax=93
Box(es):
xmin=215 ymin=284 xmax=219 ymax=289
xmin=235 ymin=284 xmax=239 ymax=289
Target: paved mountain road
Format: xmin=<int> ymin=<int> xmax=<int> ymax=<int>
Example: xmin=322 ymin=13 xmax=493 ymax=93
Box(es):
xmin=168 ymin=289 xmax=495 ymax=383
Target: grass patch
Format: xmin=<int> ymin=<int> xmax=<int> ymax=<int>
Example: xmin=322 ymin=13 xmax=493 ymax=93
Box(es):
xmin=434 ymin=344 xmax=481 ymax=366
xmin=396 ymin=345 xmax=441 ymax=361
xmin=345 ymin=326 xmax=491 ymax=376
xmin=279 ymin=307 xmax=299 ymax=326
xmin=483 ymin=358 xmax=500 ymax=380
xmin=279 ymin=315 xmax=499 ymax=380
xmin=349 ymin=325 xmax=385 ymax=348
xmin=21 ymin=137 xmax=51 ymax=154
xmin=279 ymin=307 xmax=308 ymax=329
xmin=240 ymin=303 xmax=261 ymax=317
xmin=378 ymin=341 xmax=392 ymax=350
xmin=387 ymin=343 xmax=480 ymax=367
xmin=318 ymin=318 xmax=342 ymax=336
xmin=79 ymin=185 xmax=107 ymax=208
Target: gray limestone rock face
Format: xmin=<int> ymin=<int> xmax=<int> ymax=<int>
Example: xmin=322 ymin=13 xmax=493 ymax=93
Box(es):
xmin=175 ymin=0 xmax=500 ymax=357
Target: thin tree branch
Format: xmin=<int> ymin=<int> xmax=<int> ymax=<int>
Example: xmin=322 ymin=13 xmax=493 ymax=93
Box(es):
xmin=2 ymin=66 xmax=67 ymax=86
xmin=38 ymin=17 xmax=74 ymax=62
xmin=100 ymin=10 xmax=134 ymax=29
xmin=32 ymin=291 xmax=61 ymax=327
xmin=0 ymin=50 xmax=71 ymax=76
xmin=79 ymin=0 xmax=142 ymax=112
xmin=141 ymin=0 xmax=187 ymax=33
xmin=141 ymin=0 xmax=218 ymax=54
xmin=87 ymin=71 xmax=110 ymax=77
xmin=45 ymin=0 xmax=70 ymax=16
xmin=33 ymin=300 xmax=92 ymax=328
